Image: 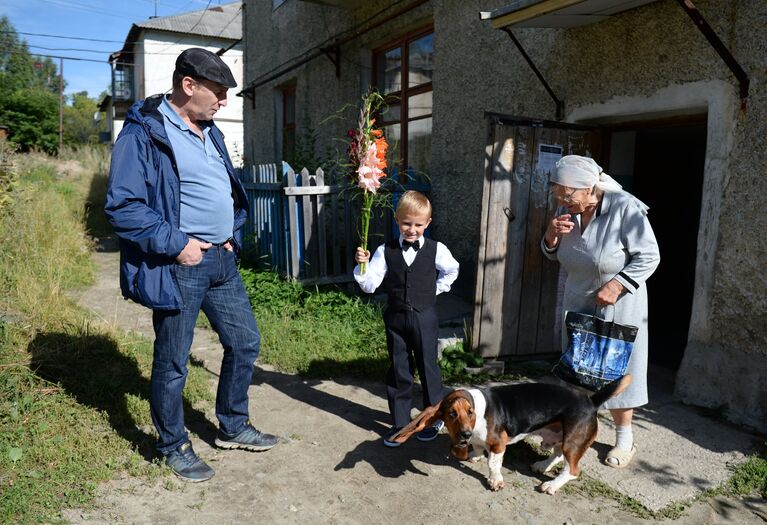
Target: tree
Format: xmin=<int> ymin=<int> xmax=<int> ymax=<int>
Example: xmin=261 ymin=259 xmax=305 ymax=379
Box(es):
xmin=0 ymin=16 xmax=63 ymax=152
xmin=2 ymin=88 xmax=59 ymax=154
xmin=64 ymin=91 xmax=101 ymax=145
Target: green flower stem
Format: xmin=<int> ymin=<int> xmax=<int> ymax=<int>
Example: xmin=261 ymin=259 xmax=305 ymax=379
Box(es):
xmin=359 ymin=193 xmax=373 ymax=275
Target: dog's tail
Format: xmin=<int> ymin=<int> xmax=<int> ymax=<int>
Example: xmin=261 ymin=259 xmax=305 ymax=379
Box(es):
xmin=590 ymin=374 xmax=632 ymax=407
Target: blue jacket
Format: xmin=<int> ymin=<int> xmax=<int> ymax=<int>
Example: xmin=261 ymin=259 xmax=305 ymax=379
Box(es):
xmin=104 ymin=95 xmax=248 ymax=310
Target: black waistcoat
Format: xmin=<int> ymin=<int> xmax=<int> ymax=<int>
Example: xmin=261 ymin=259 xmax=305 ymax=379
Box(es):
xmin=383 ymin=238 xmax=438 ymax=312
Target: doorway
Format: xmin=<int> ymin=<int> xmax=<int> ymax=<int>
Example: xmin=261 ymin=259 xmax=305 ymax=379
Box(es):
xmin=472 ymin=114 xmax=601 ymax=360
xmin=605 ymin=117 xmax=707 ymax=370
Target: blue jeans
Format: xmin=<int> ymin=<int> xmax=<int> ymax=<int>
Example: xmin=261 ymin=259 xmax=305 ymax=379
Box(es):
xmin=150 ymin=245 xmax=260 ymax=455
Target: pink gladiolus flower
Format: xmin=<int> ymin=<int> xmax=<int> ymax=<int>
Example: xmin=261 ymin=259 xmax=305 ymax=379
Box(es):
xmin=356 ymin=140 xmax=385 ymax=193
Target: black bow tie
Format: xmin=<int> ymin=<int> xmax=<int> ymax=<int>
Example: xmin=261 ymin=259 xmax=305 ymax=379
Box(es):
xmin=402 ymin=240 xmax=420 ymax=251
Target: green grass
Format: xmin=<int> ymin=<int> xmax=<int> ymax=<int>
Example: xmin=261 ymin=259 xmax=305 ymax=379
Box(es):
xmin=0 ymin=145 xmax=212 ymax=524
xmin=240 ymin=268 xmax=389 ymax=378
xmin=727 ymin=441 xmax=767 ymax=498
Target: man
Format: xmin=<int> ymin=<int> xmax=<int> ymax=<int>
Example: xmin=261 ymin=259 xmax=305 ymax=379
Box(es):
xmin=105 ymin=48 xmax=278 ymax=482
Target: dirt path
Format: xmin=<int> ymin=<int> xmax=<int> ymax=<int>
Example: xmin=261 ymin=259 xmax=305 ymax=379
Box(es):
xmin=64 ymin=241 xmax=766 ymax=524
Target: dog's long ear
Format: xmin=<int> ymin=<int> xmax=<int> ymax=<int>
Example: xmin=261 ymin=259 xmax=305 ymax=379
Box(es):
xmin=390 ymin=403 xmax=442 ymax=443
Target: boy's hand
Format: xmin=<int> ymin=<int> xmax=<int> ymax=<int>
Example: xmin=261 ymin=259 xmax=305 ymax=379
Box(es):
xmin=355 ymin=247 xmax=370 ymax=264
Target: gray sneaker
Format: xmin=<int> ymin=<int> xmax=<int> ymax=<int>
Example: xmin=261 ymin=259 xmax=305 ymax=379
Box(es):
xmin=214 ymin=420 xmax=279 ymax=451
xmin=165 ymin=441 xmax=215 ymax=482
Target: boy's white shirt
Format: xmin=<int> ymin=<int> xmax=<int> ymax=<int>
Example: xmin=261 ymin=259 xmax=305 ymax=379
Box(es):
xmin=353 ymin=236 xmax=459 ymax=294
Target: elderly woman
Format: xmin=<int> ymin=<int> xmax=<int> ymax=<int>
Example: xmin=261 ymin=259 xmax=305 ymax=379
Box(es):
xmin=541 ymin=155 xmax=660 ymax=468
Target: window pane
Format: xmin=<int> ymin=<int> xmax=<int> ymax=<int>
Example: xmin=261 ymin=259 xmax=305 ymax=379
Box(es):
xmin=407 ymin=91 xmax=432 ymax=119
xmin=383 ymin=123 xmax=401 ymax=172
xmin=379 ymin=103 xmax=400 ymax=125
xmin=282 ymin=128 xmax=295 ymax=164
xmin=376 ymin=48 xmax=402 ymax=94
xmin=284 ymin=89 xmax=295 ymax=125
xmin=407 ymin=117 xmax=431 ymax=175
xmin=408 ymin=33 xmax=433 ymax=88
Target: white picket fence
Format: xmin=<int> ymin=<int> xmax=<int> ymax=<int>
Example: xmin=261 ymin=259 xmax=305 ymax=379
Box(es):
xmin=239 ymin=163 xmax=395 ymax=284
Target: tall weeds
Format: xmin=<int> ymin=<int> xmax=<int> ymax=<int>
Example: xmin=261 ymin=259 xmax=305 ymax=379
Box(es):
xmin=0 ymin=143 xmax=210 ymax=524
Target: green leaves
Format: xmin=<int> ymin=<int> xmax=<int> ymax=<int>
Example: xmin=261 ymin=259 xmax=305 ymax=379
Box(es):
xmin=438 ymin=344 xmax=484 ymax=377
xmin=0 ymin=17 xmax=103 ymax=152
xmin=7 ymin=447 xmax=23 ymax=463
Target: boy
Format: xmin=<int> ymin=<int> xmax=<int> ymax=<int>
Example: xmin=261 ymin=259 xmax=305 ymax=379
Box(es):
xmin=354 ymin=191 xmax=459 ymax=447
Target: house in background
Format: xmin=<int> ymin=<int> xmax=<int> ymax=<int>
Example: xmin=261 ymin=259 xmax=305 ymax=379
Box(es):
xmin=242 ymin=0 xmax=766 ymax=434
xmin=100 ymin=1 xmax=244 ymax=164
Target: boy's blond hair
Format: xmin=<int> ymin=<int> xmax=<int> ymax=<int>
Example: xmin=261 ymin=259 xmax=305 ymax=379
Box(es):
xmin=395 ymin=191 xmax=432 ymax=220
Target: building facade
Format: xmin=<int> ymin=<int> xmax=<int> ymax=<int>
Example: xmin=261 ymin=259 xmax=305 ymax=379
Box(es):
xmin=103 ymin=2 xmax=245 ymax=164
xmin=242 ymin=0 xmax=766 ymax=432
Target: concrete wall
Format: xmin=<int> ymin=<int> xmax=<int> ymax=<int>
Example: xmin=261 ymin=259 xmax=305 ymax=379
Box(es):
xmin=244 ymin=0 xmax=766 ymax=431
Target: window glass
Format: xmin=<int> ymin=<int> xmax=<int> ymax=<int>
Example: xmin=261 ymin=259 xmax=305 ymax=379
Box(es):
xmin=376 ymin=48 xmax=401 ymax=94
xmin=407 ymin=117 xmax=431 ymax=175
xmin=379 ymin=103 xmax=400 ymax=125
xmin=408 ymin=33 xmax=433 ymax=88
xmin=383 ymin=123 xmax=401 ymax=167
xmin=284 ymin=89 xmax=295 ymax=125
xmin=407 ymin=92 xmax=432 ymax=120
xmin=373 ymin=30 xmax=433 ymax=180
xmin=281 ymin=86 xmax=296 ymax=164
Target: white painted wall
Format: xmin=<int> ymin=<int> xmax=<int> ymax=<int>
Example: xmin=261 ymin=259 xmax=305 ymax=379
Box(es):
xmin=116 ymin=31 xmax=245 ymax=165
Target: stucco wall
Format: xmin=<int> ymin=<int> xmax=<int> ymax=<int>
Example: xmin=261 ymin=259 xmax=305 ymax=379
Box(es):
xmin=244 ymin=0 xmax=432 ymax=167
xmin=244 ymin=0 xmax=766 ymax=430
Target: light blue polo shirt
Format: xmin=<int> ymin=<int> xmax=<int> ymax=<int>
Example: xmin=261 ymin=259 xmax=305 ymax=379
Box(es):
xmin=159 ymin=96 xmax=234 ymax=244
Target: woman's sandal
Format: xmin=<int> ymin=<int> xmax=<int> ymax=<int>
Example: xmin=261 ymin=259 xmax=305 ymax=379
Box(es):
xmin=604 ymin=444 xmax=637 ymax=468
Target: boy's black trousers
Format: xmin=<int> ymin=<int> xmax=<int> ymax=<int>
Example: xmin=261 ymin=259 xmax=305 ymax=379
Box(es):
xmin=383 ymin=306 xmax=444 ymax=428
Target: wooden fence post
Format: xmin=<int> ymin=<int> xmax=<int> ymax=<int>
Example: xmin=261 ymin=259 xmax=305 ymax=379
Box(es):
xmin=285 ymin=164 xmax=300 ymax=279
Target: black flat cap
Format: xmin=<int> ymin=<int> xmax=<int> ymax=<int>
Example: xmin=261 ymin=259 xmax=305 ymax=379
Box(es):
xmin=175 ymin=47 xmax=237 ymax=88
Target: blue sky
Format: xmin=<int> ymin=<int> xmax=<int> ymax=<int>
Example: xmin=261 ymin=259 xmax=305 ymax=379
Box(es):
xmin=2 ymin=0 xmax=220 ymax=100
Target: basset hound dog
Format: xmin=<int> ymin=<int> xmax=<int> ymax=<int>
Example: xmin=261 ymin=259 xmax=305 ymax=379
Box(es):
xmin=391 ymin=375 xmax=631 ymax=494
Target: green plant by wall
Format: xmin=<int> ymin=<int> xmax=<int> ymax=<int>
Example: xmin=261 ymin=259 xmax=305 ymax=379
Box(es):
xmin=439 ymin=343 xmax=484 ymax=376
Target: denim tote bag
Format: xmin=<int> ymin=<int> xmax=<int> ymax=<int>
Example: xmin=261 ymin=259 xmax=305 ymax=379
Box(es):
xmin=552 ymin=311 xmax=638 ymax=391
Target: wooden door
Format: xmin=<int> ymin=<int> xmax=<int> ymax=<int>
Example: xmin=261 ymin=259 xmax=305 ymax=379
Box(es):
xmin=472 ymin=113 xmax=601 ymax=360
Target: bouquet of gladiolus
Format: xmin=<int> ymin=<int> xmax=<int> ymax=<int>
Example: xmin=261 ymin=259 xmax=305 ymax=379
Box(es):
xmin=347 ymin=90 xmax=389 ymax=275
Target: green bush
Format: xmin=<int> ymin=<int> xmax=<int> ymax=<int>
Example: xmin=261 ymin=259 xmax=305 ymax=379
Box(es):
xmin=439 ymin=343 xmax=484 ymax=377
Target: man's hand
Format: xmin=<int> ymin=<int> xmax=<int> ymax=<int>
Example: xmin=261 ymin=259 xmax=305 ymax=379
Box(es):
xmin=176 ymin=238 xmax=212 ymax=266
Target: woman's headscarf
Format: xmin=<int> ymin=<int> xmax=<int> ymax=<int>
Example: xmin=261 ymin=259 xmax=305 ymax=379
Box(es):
xmin=551 ymin=155 xmax=649 ymax=212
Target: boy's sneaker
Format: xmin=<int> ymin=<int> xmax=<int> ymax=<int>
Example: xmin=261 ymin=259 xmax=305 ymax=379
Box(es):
xmin=383 ymin=426 xmax=403 ymax=448
xmin=214 ymin=420 xmax=279 ymax=451
xmin=165 ymin=441 xmax=215 ymax=482
xmin=416 ymin=420 xmax=445 ymax=442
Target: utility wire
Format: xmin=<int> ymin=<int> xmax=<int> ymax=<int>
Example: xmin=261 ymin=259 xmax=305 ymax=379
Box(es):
xmin=3 ymin=30 xmax=125 ymax=44
xmin=2 ymin=50 xmax=109 ymax=63
xmin=28 ymin=45 xmax=117 ymax=54
xmin=26 ymin=44 xmax=218 ymax=56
